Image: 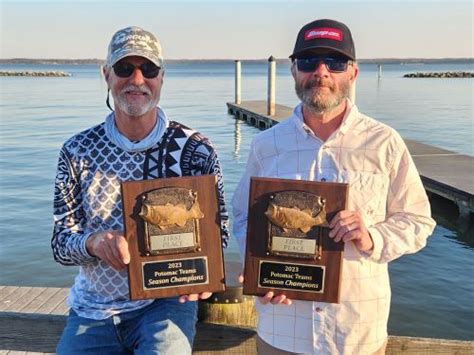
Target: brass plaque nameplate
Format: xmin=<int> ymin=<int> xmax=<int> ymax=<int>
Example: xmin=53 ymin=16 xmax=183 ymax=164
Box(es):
xmin=150 ymin=233 xmax=196 ymax=251
xmin=271 ymin=236 xmax=316 ymax=255
xmin=142 ymin=257 xmax=209 ymax=290
xmin=257 ymin=260 xmax=325 ymax=293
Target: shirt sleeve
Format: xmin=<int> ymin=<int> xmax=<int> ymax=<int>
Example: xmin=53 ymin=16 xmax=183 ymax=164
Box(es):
xmin=51 ymin=146 xmax=96 ymax=265
xmin=367 ymin=135 xmax=436 ymax=263
xmin=231 ymin=139 xmax=263 ymax=262
xmin=199 ymin=139 xmax=230 ymax=248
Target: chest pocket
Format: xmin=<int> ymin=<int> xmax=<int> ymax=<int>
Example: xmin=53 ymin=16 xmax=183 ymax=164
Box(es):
xmin=339 ymin=170 xmax=388 ymax=225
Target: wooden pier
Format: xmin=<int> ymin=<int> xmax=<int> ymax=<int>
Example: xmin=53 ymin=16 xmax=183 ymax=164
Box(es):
xmin=227 ymin=100 xmax=290 ymax=129
xmin=1 ymin=284 xmax=473 ymax=354
xmin=227 ymin=100 xmax=474 ymax=218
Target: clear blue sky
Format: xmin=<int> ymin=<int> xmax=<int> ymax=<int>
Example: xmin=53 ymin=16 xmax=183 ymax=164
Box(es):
xmin=1 ymin=0 xmax=472 ymax=59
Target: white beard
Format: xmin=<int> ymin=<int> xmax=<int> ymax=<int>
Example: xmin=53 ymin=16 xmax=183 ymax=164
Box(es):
xmin=112 ymin=84 xmax=158 ymax=117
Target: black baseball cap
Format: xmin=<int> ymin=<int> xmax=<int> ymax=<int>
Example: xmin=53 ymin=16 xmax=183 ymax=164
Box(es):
xmin=290 ymin=19 xmax=355 ymax=60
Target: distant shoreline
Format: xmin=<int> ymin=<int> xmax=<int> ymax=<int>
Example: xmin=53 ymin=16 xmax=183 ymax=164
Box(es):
xmin=0 ymin=71 xmax=71 ymax=77
xmin=0 ymin=58 xmax=473 ymax=65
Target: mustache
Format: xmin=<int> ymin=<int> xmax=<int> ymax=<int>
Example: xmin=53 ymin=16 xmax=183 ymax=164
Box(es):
xmin=303 ymin=78 xmax=334 ymax=90
xmin=120 ymin=85 xmax=151 ymax=96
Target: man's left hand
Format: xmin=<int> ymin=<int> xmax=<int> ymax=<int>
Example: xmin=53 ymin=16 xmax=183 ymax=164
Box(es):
xmin=329 ymin=210 xmax=373 ymax=252
xmin=178 ymin=292 xmax=212 ymax=303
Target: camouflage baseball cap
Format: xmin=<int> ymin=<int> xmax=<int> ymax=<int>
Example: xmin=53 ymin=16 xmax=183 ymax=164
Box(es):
xmin=106 ymin=26 xmax=163 ymax=67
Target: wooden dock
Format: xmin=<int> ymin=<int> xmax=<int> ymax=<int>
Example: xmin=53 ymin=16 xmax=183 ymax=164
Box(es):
xmin=227 ymin=100 xmax=291 ymax=129
xmin=227 ymin=100 xmax=474 ymax=217
xmin=1 ymin=285 xmax=473 ymax=354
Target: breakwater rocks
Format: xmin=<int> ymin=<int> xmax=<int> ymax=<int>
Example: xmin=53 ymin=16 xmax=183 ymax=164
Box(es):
xmin=404 ymin=72 xmax=473 ymax=78
xmin=0 ymin=71 xmax=71 ymax=77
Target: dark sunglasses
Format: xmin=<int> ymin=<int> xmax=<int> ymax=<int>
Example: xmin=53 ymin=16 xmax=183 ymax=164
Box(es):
xmin=112 ymin=61 xmax=161 ymax=79
xmin=296 ymin=57 xmax=351 ymax=73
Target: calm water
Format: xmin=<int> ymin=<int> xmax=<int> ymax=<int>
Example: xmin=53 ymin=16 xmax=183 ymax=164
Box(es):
xmin=0 ymin=62 xmax=473 ymax=340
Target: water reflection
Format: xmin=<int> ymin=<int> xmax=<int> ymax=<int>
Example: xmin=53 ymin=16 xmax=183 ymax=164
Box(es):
xmin=234 ymin=118 xmax=242 ymax=159
xmin=430 ymin=194 xmax=474 ymax=248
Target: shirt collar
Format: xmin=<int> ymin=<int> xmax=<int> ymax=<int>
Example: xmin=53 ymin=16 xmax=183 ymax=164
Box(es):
xmin=338 ymin=99 xmax=358 ymax=135
xmin=291 ymin=99 xmax=358 ymax=137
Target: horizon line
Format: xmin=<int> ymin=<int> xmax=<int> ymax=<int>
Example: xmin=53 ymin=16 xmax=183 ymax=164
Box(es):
xmin=1 ymin=57 xmax=474 ymax=61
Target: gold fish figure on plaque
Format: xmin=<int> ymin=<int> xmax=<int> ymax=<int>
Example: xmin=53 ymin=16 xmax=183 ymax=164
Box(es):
xmin=265 ymin=201 xmax=327 ymax=233
xmin=139 ymin=200 xmax=204 ymax=230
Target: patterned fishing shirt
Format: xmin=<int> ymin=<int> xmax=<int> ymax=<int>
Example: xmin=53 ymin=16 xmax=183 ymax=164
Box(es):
xmin=52 ymin=117 xmax=229 ymax=320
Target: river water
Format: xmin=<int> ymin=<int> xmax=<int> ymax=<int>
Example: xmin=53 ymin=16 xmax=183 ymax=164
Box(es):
xmin=0 ymin=61 xmax=472 ymax=340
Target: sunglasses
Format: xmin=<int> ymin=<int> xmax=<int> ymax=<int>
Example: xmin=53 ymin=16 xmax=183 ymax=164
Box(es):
xmin=296 ymin=57 xmax=351 ymax=73
xmin=112 ymin=61 xmax=161 ymax=79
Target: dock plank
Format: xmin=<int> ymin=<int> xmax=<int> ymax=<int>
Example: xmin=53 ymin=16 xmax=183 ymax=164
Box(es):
xmin=35 ymin=288 xmax=69 ymax=315
xmin=49 ymin=291 xmax=70 ymax=315
xmin=0 ymin=287 xmax=33 ymax=312
xmin=405 ymin=140 xmax=457 ymax=156
xmin=2 ymin=287 xmax=45 ymax=313
xmin=19 ymin=287 xmax=63 ymax=314
xmin=0 ymin=287 xmax=19 ymax=304
xmin=412 ymin=154 xmax=474 ymax=195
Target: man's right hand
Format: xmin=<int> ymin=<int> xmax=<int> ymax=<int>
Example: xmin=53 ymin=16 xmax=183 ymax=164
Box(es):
xmin=86 ymin=230 xmax=130 ymax=270
xmin=259 ymin=291 xmax=292 ymax=305
xmin=238 ymin=272 xmax=292 ymax=306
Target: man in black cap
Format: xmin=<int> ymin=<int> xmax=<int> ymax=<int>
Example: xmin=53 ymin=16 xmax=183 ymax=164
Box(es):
xmin=232 ymin=19 xmax=435 ymax=354
xmin=52 ymin=26 xmax=229 ymax=354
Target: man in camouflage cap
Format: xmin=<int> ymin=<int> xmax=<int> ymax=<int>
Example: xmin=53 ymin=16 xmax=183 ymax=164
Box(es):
xmin=52 ymin=26 xmax=229 ymax=354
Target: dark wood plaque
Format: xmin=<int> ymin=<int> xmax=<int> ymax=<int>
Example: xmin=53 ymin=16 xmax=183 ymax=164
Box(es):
xmin=121 ymin=175 xmax=225 ymax=300
xmin=243 ymin=177 xmax=348 ymax=303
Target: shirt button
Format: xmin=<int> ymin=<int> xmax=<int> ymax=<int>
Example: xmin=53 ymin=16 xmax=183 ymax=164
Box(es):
xmin=315 ymin=307 xmax=323 ymax=312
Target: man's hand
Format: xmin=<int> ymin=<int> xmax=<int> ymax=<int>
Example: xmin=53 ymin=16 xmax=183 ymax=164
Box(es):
xmin=86 ymin=230 xmax=130 ymax=270
xmin=238 ymin=272 xmax=292 ymax=306
xmin=178 ymin=292 xmax=212 ymax=303
xmin=329 ymin=210 xmax=373 ymax=252
xmin=259 ymin=291 xmax=292 ymax=305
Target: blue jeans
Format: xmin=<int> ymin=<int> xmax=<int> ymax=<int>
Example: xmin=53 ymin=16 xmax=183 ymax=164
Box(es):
xmin=57 ymin=297 xmax=198 ymax=355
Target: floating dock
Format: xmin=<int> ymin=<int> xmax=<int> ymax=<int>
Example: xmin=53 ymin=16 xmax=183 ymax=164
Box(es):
xmin=227 ymin=100 xmax=474 ymax=218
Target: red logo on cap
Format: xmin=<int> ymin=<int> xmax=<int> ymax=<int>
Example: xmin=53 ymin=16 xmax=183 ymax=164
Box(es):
xmin=305 ymin=27 xmax=343 ymax=41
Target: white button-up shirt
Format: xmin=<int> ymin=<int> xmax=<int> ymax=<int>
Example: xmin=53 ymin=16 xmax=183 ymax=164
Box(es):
xmin=231 ymin=101 xmax=435 ymax=354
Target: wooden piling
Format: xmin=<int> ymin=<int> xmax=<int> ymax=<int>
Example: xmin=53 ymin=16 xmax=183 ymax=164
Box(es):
xmin=267 ymin=56 xmax=276 ymax=116
xmin=234 ymin=60 xmax=241 ymax=105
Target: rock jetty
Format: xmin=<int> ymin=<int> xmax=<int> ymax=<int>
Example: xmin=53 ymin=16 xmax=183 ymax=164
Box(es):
xmin=404 ymin=72 xmax=473 ymax=78
xmin=0 ymin=71 xmax=71 ymax=77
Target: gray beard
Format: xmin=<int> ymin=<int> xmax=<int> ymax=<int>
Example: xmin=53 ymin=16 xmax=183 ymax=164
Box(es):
xmin=112 ymin=85 xmax=158 ymax=117
xmin=295 ymin=78 xmax=350 ymax=114
xmin=116 ymin=98 xmax=156 ymax=117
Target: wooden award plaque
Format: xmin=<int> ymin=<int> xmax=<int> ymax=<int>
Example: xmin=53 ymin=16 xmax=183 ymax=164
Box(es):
xmin=243 ymin=177 xmax=348 ymax=303
xmin=121 ymin=175 xmax=225 ymax=300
